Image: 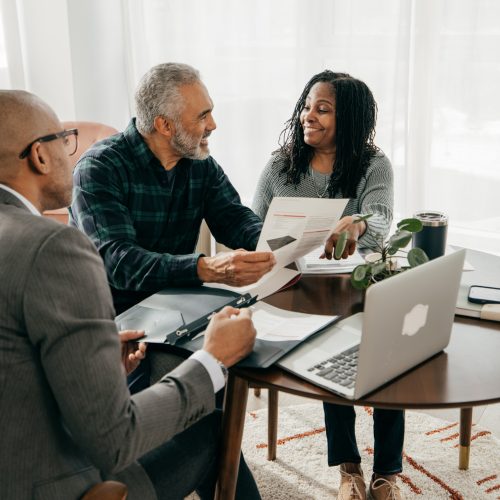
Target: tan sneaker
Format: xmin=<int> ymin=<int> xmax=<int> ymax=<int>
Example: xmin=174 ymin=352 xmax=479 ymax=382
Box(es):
xmin=369 ymin=476 xmax=403 ymax=500
xmin=337 ymin=464 xmax=366 ymax=500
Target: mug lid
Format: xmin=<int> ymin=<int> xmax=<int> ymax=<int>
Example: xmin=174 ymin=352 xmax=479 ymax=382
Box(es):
xmin=414 ymin=211 xmax=448 ymax=226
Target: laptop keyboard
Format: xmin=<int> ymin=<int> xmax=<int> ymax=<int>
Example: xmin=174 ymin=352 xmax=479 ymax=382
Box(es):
xmin=307 ymin=345 xmax=359 ymax=389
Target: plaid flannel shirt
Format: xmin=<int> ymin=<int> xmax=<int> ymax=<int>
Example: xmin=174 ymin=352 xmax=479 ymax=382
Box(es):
xmin=69 ymin=119 xmax=262 ymax=313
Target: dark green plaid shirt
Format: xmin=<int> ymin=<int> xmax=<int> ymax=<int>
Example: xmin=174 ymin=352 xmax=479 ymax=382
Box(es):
xmin=69 ymin=119 xmax=262 ymax=313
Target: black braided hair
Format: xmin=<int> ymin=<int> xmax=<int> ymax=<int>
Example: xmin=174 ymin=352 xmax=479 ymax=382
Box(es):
xmin=277 ymin=70 xmax=379 ymax=198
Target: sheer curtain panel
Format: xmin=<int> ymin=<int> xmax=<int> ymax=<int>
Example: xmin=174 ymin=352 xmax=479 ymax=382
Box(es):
xmin=0 ymin=0 xmax=499 ymax=253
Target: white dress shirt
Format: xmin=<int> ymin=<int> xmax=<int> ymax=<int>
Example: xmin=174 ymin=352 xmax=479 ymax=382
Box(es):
xmin=0 ymin=184 xmax=40 ymax=215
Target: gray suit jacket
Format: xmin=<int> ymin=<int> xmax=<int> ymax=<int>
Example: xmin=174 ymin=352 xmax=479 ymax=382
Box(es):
xmin=0 ymin=189 xmax=215 ymax=499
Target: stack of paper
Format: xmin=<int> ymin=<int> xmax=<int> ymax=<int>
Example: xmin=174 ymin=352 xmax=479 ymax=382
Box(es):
xmin=298 ymin=247 xmax=366 ymax=274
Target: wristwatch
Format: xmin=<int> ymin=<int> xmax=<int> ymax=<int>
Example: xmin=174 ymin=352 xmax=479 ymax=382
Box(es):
xmin=216 ymin=359 xmax=228 ymax=381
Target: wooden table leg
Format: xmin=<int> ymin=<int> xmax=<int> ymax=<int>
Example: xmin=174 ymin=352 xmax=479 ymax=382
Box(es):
xmin=459 ymin=407 xmax=473 ymax=470
xmin=215 ymin=373 xmax=250 ymax=500
xmin=267 ymin=389 xmax=279 ymax=461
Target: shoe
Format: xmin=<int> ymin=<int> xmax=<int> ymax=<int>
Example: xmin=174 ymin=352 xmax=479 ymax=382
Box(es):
xmin=369 ymin=476 xmax=403 ymax=500
xmin=337 ymin=464 xmax=366 ymax=499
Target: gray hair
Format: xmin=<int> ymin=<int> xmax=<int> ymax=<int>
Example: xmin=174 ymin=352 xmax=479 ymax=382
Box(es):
xmin=135 ymin=63 xmax=201 ymax=135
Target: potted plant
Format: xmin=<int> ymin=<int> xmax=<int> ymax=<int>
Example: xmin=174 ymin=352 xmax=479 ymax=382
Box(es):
xmin=335 ymin=216 xmax=429 ymax=290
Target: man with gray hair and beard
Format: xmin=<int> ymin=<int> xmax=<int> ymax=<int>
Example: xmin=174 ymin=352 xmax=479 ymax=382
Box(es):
xmin=70 ymin=62 xmax=275 ymax=316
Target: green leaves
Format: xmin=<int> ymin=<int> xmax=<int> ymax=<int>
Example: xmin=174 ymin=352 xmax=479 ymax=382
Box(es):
xmin=350 ymin=264 xmax=372 ymax=289
xmin=334 ymin=231 xmax=348 ymax=259
xmin=407 ymin=247 xmax=429 ymax=267
xmin=386 ymin=219 xmax=423 ymax=254
xmin=397 ymin=218 xmax=423 ymax=232
xmin=387 ymin=230 xmax=412 ymax=254
xmin=334 ymin=214 xmax=373 ymax=259
xmin=352 ymin=264 xmax=369 ymax=281
xmin=348 ymin=216 xmax=429 ymax=291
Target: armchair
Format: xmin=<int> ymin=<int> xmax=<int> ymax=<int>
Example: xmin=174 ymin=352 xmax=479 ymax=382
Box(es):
xmin=42 ymin=121 xmax=118 ymax=223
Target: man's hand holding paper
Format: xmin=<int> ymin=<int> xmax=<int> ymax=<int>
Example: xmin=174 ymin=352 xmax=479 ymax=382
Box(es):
xmin=204 ymin=197 xmax=349 ymax=300
xmin=197 ymin=250 xmax=276 ymax=286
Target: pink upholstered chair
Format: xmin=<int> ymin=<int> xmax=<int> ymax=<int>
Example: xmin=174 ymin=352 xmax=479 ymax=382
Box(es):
xmin=81 ymin=480 xmax=127 ymax=500
xmin=43 ymin=121 xmax=118 ymax=223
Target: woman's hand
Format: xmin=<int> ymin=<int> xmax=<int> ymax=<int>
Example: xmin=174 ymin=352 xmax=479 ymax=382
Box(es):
xmin=322 ymin=216 xmax=367 ymax=260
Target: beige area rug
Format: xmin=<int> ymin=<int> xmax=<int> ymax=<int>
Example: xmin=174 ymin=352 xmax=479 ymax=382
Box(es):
xmin=241 ymin=403 xmax=500 ymax=500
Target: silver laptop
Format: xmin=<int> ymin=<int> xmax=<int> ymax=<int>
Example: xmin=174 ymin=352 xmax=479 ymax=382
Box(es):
xmin=277 ymin=249 xmax=466 ymax=400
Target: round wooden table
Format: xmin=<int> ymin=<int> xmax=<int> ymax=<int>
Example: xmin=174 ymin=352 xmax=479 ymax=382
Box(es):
xmin=215 ymin=249 xmax=500 ymax=500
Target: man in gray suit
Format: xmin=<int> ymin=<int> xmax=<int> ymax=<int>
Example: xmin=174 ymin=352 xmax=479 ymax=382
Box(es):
xmin=0 ymin=90 xmax=260 ymax=499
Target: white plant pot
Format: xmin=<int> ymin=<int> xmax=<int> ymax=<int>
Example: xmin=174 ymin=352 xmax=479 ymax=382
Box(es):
xmin=364 ymin=252 xmax=401 ymax=271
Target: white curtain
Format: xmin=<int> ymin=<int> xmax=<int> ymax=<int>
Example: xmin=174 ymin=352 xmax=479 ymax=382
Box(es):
xmin=1 ymin=0 xmax=499 ymax=253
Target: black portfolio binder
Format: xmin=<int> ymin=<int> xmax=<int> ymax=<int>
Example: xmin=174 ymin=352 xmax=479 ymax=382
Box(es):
xmin=115 ymin=284 xmax=337 ymax=368
xmin=115 ymin=286 xmax=254 ymax=346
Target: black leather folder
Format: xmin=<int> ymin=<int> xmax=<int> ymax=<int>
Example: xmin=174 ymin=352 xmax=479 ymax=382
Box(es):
xmin=115 ymin=285 xmax=336 ymax=368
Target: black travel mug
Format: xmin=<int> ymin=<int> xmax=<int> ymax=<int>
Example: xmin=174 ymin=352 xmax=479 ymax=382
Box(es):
xmin=412 ymin=211 xmax=448 ymax=260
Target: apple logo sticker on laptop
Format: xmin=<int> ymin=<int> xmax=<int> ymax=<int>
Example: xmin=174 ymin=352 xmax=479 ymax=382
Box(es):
xmin=402 ymin=304 xmax=429 ymax=336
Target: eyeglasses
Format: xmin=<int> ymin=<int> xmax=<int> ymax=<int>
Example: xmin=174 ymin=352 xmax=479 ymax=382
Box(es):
xmin=18 ymin=128 xmax=79 ymax=159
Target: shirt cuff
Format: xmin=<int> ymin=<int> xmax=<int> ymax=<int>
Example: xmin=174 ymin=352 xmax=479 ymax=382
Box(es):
xmin=168 ymin=253 xmax=204 ymax=286
xmin=189 ymin=350 xmax=226 ymax=393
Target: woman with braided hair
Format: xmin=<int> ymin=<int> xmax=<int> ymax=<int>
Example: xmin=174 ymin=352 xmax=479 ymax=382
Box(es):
xmin=253 ymin=70 xmax=394 ymax=259
xmin=252 ymin=70 xmax=403 ymax=500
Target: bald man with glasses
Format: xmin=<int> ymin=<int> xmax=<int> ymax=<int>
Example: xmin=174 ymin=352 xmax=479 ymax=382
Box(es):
xmin=0 ymin=90 xmax=261 ymax=500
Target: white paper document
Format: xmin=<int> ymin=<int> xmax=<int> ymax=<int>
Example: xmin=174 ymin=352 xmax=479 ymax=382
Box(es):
xmin=257 ymin=197 xmax=349 ymax=268
xmin=250 ymin=302 xmax=338 ymax=342
xmin=207 ymin=197 xmax=348 ymax=300
xmin=298 ymin=247 xmax=366 ymax=274
xmin=205 ymin=263 xmax=301 ymax=300
xmin=191 ymin=301 xmax=339 ymax=346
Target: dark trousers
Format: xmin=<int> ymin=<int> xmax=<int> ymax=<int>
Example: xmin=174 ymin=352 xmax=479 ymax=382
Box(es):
xmin=137 ymin=410 xmax=261 ymax=500
xmin=323 ymin=403 xmax=405 ymax=475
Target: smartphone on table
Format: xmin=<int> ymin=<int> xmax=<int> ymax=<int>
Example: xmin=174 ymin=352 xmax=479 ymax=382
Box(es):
xmin=468 ymin=285 xmax=500 ymax=305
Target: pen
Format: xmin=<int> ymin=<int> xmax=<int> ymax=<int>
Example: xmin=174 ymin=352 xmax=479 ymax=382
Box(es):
xmin=165 ymin=293 xmax=256 ymax=346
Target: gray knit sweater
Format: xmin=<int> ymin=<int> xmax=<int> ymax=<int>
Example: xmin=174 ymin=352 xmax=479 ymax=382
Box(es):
xmin=252 ymin=151 xmax=394 ymax=249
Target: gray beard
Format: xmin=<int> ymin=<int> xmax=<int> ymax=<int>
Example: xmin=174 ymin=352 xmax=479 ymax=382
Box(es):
xmin=171 ymin=126 xmax=209 ymax=161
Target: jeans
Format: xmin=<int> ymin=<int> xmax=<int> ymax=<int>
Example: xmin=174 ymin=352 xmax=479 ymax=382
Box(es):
xmin=323 ymin=403 xmax=405 ymax=475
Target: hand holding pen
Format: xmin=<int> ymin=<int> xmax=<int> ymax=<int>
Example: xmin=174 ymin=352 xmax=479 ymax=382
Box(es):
xmin=202 ymin=306 xmax=256 ymax=367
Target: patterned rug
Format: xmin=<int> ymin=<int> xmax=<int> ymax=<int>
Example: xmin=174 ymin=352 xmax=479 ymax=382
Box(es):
xmin=241 ymin=403 xmax=500 ymax=499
